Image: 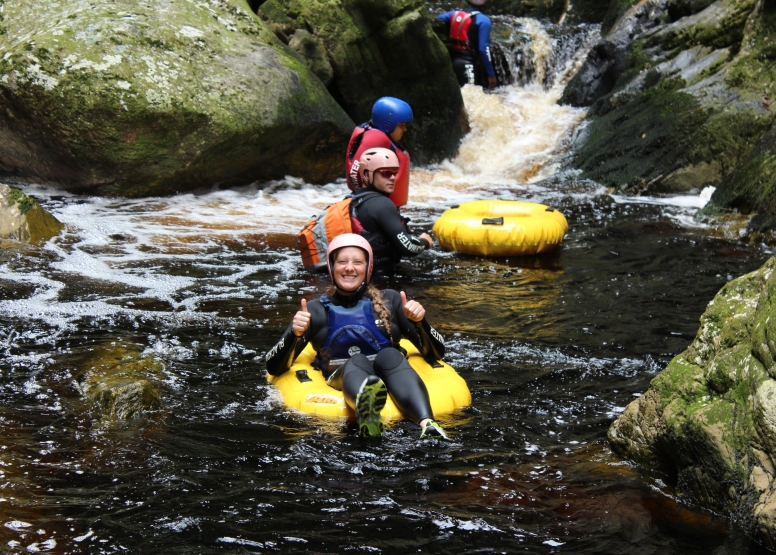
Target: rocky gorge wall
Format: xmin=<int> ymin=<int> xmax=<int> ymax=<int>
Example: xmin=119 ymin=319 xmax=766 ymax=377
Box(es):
xmin=561 ymin=0 xmax=776 ymax=234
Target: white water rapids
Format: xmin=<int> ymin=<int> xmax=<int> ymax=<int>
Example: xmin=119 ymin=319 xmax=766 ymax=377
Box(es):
xmin=1 ymin=18 xmax=716 ymax=343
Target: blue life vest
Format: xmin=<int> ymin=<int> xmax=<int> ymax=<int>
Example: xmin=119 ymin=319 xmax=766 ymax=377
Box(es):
xmin=318 ymin=295 xmax=392 ymax=371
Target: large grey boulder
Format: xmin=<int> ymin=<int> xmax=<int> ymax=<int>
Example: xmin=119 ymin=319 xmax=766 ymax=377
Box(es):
xmin=609 ymin=256 xmax=776 ymax=547
xmin=258 ymin=0 xmax=468 ymax=164
xmin=0 ymin=0 xmax=355 ymax=196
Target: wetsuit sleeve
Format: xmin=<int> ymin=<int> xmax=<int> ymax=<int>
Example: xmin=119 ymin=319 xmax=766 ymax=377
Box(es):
xmin=265 ymin=300 xmax=327 ymax=376
xmin=437 ymin=10 xmax=453 ymax=22
xmin=476 ymin=14 xmax=496 ymax=77
xmin=385 ymin=290 xmax=445 ymax=361
xmin=369 ymin=196 xmax=430 ymax=257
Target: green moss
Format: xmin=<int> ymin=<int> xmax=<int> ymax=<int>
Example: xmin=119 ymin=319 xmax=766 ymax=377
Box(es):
xmin=576 ymin=88 xmax=709 ymax=188
xmin=7 ymin=187 xmax=36 ymax=215
xmin=601 ymin=0 xmax=640 ymax=33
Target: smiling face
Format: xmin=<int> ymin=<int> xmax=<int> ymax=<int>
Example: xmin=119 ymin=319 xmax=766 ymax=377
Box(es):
xmin=370 ymin=167 xmax=398 ymax=195
xmin=332 ymin=246 xmax=368 ymax=292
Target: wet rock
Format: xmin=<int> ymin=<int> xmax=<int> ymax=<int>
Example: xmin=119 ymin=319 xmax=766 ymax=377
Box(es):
xmin=475 ymin=0 xmax=566 ymax=21
xmin=79 ymin=344 xmax=164 ymax=426
xmin=288 ymin=29 xmax=334 ymax=86
xmin=565 ymin=0 xmax=776 ymax=223
xmin=608 ymin=255 xmax=776 ymax=547
xmin=0 ymin=0 xmax=354 ymax=196
xmin=0 ymin=184 xmax=64 ymax=244
xmin=652 ymin=160 xmax=722 ymax=193
xmin=559 ymin=40 xmax=629 ymax=107
xmin=257 ymin=0 xmax=467 ymax=164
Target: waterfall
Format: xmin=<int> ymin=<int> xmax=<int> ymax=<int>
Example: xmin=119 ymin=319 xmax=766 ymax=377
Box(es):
xmin=411 ymin=18 xmax=600 ymax=195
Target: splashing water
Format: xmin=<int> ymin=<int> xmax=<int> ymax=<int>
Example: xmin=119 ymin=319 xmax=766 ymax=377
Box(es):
xmin=0 ymin=15 xmax=770 ymax=555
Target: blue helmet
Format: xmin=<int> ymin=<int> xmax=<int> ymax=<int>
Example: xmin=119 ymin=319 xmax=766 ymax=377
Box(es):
xmin=371 ymin=97 xmax=413 ymax=134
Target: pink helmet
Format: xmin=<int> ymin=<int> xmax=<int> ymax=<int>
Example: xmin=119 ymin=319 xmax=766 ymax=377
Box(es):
xmin=327 ymin=233 xmax=374 ymax=285
xmin=358 ymin=148 xmax=399 ymax=187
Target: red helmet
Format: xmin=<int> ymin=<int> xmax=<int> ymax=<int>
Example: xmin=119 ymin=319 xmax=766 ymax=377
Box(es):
xmin=358 ymin=148 xmax=399 ymax=187
xmin=327 ymin=233 xmax=374 ymax=285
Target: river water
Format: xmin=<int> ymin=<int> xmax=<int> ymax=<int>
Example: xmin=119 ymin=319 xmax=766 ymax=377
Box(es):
xmin=0 ymin=14 xmax=773 ymax=555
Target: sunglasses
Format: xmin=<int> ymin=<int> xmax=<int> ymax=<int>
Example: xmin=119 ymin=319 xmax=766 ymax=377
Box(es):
xmin=376 ymin=169 xmax=399 ymax=178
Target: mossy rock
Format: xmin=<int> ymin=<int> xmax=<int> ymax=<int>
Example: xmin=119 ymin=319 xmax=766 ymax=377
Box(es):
xmin=0 ymin=183 xmax=64 ymax=243
xmin=608 ymin=256 xmax=776 ymax=546
xmin=565 ymin=0 xmax=776 ymax=228
xmin=0 ymin=0 xmax=355 ymax=196
xmin=258 ymin=0 xmax=467 ymax=164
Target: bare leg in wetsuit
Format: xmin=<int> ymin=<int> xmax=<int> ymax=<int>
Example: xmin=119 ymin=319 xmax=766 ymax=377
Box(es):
xmin=341 ymin=348 xmax=434 ymax=424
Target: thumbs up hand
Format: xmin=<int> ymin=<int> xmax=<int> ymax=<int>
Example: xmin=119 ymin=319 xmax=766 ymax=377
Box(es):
xmin=292 ymin=298 xmax=311 ymax=337
xmin=401 ymin=291 xmax=425 ymax=323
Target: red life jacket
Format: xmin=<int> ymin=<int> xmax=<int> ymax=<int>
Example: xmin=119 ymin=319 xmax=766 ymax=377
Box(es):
xmin=345 ymin=125 xmax=410 ymax=208
xmin=449 ymin=10 xmax=475 ymax=53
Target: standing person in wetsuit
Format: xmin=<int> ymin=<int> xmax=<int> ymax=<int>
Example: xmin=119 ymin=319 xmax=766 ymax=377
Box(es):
xmin=265 ymin=233 xmax=448 ymax=439
xmin=438 ymin=0 xmax=497 ymax=90
xmin=350 ymin=148 xmax=433 ymax=274
xmin=346 ymin=96 xmax=413 ymax=208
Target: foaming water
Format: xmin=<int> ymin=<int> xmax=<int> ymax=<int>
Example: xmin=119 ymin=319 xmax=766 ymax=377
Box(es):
xmin=0 ymin=17 xmax=772 ymax=555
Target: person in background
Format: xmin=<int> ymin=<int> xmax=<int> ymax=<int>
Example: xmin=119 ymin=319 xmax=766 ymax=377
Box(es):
xmin=265 ymin=234 xmax=448 ymax=439
xmin=437 ymin=0 xmax=498 ymax=90
xmin=350 ymin=148 xmax=433 ymax=274
xmin=346 ymin=96 xmax=413 ymax=208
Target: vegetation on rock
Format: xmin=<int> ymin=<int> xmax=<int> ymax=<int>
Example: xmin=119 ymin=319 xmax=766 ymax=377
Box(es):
xmin=257 ymin=0 xmax=467 ymax=164
xmin=563 ymin=0 xmax=776 ymax=231
xmin=0 ymin=184 xmax=64 ymax=243
xmin=0 ymin=0 xmax=355 ymax=196
xmin=609 ymin=256 xmax=776 ymax=548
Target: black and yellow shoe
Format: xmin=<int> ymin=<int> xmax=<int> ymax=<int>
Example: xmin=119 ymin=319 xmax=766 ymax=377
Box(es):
xmin=420 ymin=420 xmax=448 ymax=440
xmin=355 ymin=376 xmax=388 ymax=437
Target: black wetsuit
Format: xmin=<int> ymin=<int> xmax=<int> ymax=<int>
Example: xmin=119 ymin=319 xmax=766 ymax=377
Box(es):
xmin=265 ymin=288 xmax=445 ymax=423
xmin=350 ymin=188 xmax=431 ymax=273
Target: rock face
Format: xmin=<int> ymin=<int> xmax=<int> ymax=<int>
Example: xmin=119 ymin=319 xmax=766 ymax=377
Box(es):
xmin=563 ymin=0 xmax=776 ymax=224
xmin=257 ymin=0 xmax=468 ymax=164
xmin=609 ymin=256 xmax=776 ymax=547
xmin=0 ymin=184 xmax=64 ymax=243
xmin=0 ymin=0 xmax=355 ymax=196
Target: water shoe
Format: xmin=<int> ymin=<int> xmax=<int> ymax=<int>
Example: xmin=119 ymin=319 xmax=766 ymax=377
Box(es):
xmin=420 ymin=420 xmax=449 ymax=440
xmin=355 ymin=376 xmax=387 ymax=437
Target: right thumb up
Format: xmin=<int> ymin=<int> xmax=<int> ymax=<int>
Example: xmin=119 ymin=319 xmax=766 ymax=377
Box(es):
xmin=292 ymin=298 xmax=311 ymax=337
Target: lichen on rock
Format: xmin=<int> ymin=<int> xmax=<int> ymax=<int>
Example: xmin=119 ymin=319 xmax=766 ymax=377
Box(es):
xmin=608 ymin=255 xmax=776 ymax=547
xmin=0 ymin=0 xmax=355 ymax=196
xmin=0 ymin=183 xmax=64 ymax=243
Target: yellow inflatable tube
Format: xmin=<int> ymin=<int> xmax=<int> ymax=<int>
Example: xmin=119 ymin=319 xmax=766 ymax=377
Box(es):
xmin=267 ymin=339 xmax=471 ymax=422
xmin=433 ymin=200 xmax=568 ymax=256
